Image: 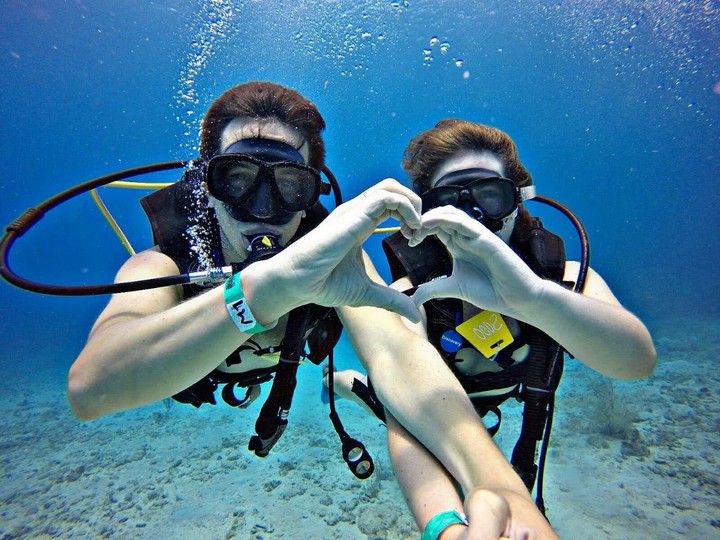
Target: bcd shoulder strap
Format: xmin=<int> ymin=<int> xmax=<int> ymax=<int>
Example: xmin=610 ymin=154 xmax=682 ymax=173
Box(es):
xmin=510 ymin=217 xmax=567 ymax=513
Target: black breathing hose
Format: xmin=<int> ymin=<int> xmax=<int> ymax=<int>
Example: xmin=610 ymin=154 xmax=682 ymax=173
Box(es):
xmin=0 ymin=161 xmax=188 ymax=295
xmin=0 ymin=161 xmax=343 ymax=297
xmin=528 ymin=195 xmax=590 ymax=512
xmin=532 ymin=195 xmax=590 ymax=293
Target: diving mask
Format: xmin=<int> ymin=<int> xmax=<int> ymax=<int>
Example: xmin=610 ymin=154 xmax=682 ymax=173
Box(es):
xmin=421 ymin=167 xmax=535 ymax=232
xmin=206 ymin=139 xmax=324 ymax=224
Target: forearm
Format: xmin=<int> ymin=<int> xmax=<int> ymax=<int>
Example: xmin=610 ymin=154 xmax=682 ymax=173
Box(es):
xmin=415 ymin=208 xmax=656 ymax=380
xmin=387 ymin=414 xmax=464 ymax=529
xmin=388 ymin=414 xmax=559 ymax=540
xmin=341 ymin=305 xmax=524 ymax=493
xmin=68 ymin=285 xmax=246 ymax=419
xmin=68 ymin=262 xmax=292 ymax=420
xmin=519 ymin=280 xmax=656 ymax=379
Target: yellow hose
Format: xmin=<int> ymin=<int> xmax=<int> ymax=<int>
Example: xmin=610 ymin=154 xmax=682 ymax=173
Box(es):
xmin=107 ymin=181 xmax=173 ymax=189
xmin=90 ymin=189 xmax=136 ymax=256
xmin=373 ymin=226 xmax=401 ymax=234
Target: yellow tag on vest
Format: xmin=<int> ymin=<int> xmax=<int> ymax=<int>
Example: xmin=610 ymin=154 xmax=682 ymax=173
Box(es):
xmin=456 ymin=311 xmax=514 ymax=359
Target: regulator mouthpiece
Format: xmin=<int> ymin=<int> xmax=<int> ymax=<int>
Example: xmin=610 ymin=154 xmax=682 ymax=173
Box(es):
xmin=245 ymin=234 xmax=282 ymax=265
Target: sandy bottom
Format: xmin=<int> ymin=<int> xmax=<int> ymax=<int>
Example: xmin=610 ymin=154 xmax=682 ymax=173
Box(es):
xmin=0 ymin=316 xmax=718 ymax=539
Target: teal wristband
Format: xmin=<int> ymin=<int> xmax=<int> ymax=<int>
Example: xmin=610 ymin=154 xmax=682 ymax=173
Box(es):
xmin=420 ymin=510 xmax=468 ymax=540
xmin=223 ymin=273 xmax=268 ymax=335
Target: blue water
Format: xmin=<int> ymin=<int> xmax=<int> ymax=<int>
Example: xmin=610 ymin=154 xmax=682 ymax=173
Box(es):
xmin=2 ymin=1 xmax=719 ymax=356
xmin=1 ymin=1 xmax=718 ymax=538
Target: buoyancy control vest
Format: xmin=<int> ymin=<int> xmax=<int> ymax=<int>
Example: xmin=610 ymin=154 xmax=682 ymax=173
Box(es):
xmin=139 ymin=168 xmax=342 ymax=408
xmin=382 ymin=217 xmax=568 ymax=508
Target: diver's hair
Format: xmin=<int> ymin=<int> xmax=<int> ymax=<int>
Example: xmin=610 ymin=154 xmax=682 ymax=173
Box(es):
xmin=403 ymin=119 xmax=534 ymax=240
xmin=200 ymin=81 xmax=326 ymax=169
xmin=402 ymin=119 xmax=532 ymax=194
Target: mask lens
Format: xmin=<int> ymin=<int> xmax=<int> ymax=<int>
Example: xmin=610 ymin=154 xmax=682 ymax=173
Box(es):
xmin=207 ymin=154 xmax=321 ymax=213
xmin=207 ymin=155 xmax=262 ymax=204
xmin=273 ymin=164 xmax=321 ymax=211
xmin=422 ymin=178 xmax=517 ymax=217
xmin=466 ymin=179 xmax=516 ymax=219
xmin=421 ymin=187 xmax=460 ymax=212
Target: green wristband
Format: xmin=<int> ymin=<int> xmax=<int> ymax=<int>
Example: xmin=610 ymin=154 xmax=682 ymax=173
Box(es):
xmin=420 ymin=510 xmax=468 ymax=540
xmin=223 ymin=273 xmax=268 ymax=335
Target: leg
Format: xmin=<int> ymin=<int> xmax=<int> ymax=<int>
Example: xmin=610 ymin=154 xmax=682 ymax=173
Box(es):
xmin=324 ymin=368 xmax=378 ymax=417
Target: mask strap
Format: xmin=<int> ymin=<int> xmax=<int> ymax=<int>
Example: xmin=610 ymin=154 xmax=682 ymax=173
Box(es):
xmin=223 ymin=138 xmax=305 ymax=164
xmin=520 ymin=185 xmax=536 ymax=201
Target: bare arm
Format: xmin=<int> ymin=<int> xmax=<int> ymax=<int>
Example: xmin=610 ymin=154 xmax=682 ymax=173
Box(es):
xmin=339 ymin=252 xmax=536 ymax=495
xmin=523 ymin=260 xmax=656 ymax=379
xmin=67 ymin=248 xmax=260 ymax=420
xmin=387 ymin=414 xmax=558 ymax=539
xmin=341 ymin=259 xmax=558 ymax=538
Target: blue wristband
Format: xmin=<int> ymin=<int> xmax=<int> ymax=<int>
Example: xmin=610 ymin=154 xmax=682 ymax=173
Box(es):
xmin=223 ymin=273 xmax=269 ymax=335
xmin=420 ymin=510 xmax=468 ymax=540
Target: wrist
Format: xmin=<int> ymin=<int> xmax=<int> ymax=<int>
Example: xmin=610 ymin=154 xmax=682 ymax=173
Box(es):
xmin=421 ymin=510 xmax=468 ymax=540
xmin=223 ymin=272 xmax=277 ymax=334
xmin=510 ymin=278 xmax=557 ymax=323
xmin=239 ymin=260 xmax=298 ymax=326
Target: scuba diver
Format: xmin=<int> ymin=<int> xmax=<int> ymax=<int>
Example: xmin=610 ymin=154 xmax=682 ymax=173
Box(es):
xmin=29 ymin=83 xmax=563 ymax=538
xmin=327 ymin=119 xmax=656 ymax=539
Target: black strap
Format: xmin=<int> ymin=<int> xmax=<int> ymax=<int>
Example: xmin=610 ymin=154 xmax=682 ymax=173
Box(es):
xmin=510 ymin=327 xmax=564 ymax=514
xmin=221 ymin=383 xmax=262 ymax=408
xmin=483 ymin=406 xmax=502 ymax=436
xmin=171 ymin=366 xmax=276 ymax=408
xmin=248 ymin=304 xmax=319 ymax=457
xmin=350 ymin=378 xmax=387 ymax=423
xmin=172 ymin=377 xmax=218 ymax=408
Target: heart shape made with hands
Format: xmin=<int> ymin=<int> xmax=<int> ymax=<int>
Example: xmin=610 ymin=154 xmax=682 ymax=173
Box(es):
xmin=407 ymin=206 xmax=544 ymax=320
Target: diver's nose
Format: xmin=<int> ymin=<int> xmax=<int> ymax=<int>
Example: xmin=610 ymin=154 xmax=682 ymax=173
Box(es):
xmin=457 ymin=192 xmax=484 ymax=220
xmin=248 ymin=179 xmax=281 ymax=219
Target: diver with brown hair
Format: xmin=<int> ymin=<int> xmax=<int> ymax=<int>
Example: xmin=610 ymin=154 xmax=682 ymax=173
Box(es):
xmin=330 ymin=119 xmax=655 ymax=538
